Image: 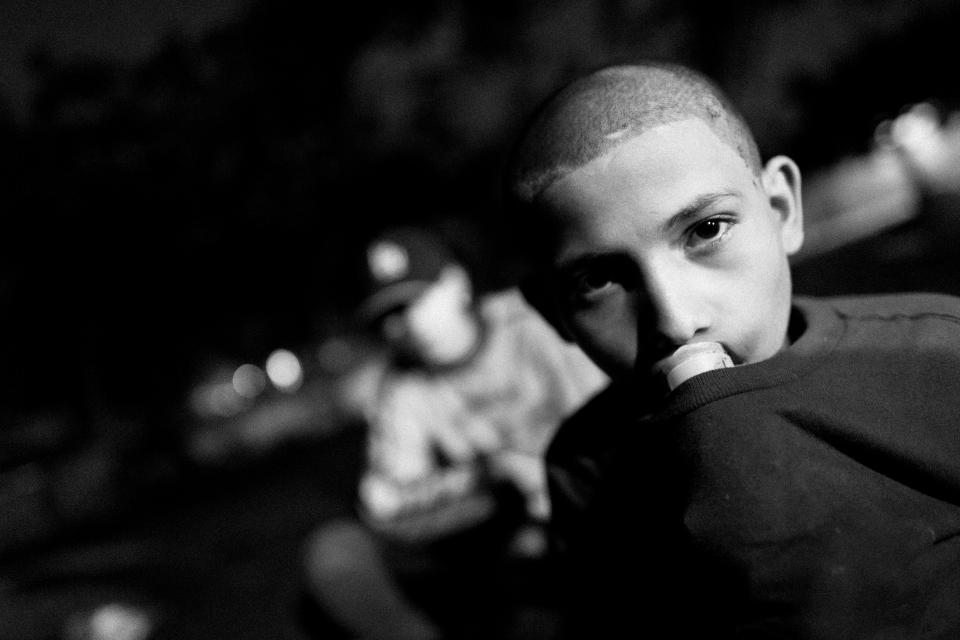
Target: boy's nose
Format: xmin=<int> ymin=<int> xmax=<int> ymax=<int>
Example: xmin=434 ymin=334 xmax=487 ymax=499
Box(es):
xmin=641 ymin=263 xmax=711 ymax=348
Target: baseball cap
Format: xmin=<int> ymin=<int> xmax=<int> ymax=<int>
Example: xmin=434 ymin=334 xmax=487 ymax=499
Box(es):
xmin=358 ymin=226 xmax=458 ymax=323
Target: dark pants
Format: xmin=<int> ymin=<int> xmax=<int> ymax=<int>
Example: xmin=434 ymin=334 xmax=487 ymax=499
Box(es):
xmin=299 ymin=486 xmax=559 ymax=640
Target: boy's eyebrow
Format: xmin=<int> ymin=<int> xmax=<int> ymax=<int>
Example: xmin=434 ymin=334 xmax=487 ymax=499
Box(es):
xmin=553 ymin=251 xmax=619 ymax=278
xmin=552 ymin=251 xmax=627 ymax=282
xmin=663 ymin=190 xmax=740 ymax=233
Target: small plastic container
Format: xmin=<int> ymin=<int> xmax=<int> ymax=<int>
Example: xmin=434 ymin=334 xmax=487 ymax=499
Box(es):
xmin=656 ymin=342 xmax=734 ymax=392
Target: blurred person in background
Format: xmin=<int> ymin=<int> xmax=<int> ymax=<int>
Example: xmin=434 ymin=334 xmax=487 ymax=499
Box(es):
xmin=299 ymin=225 xmax=607 ymax=640
xmin=878 ymin=102 xmax=960 ymax=247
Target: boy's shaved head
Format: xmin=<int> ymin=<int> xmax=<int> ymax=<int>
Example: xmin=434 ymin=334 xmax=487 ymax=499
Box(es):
xmin=505 ymin=62 xmax=762 ymax=207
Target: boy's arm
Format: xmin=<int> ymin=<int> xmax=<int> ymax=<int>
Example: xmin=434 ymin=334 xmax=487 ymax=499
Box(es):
xmin=487 ymin=448 xmax=550 ymax=521
xmin=356 ymin=384 xmax=502 ymax=542
xmin=358 ymin=462 xmax=498 ymax=542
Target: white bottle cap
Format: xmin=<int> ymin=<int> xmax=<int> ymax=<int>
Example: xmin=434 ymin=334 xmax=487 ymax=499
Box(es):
xmin=655 ymin=342 xmax=734 ymax=392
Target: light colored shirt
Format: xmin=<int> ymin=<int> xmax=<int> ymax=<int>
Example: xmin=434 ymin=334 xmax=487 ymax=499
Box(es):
xmin=359 ymin=288 xmax=607 ymax=528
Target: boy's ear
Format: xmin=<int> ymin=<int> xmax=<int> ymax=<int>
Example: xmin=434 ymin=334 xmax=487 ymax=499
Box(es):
xmin=519 ymin=274 xmax=575 ymax=342
xmin=762 ymin=155 xmax=804 ymax=256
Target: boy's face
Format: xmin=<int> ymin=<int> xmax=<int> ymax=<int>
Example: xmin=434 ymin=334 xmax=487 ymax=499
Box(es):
xmin=537 ymin=118 xmax=803 ymax=380
xmin=379 ymin=265 xmax=480 ymax=369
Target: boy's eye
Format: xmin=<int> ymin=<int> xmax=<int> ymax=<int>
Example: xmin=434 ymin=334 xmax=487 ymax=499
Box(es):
xmin=568 ymin=270 xmax=616 ymax=302
xmin=563 ymin=257 xmax=636 ymax=304
xmin=687 ymin=217 xmax=733 ymax=249
xmin=693 ymin=220 xmax=722 ymax=239
xmin=580 ymin=270 xmax=614 ymax=293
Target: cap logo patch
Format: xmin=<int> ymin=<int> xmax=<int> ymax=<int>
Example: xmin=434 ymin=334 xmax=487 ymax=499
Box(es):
xmin=368 ymin=240 xmax=410 ymax=283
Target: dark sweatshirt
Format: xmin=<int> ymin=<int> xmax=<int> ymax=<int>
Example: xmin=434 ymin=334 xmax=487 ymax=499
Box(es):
xmin=548 ymin=294 xmax=960 ymax=639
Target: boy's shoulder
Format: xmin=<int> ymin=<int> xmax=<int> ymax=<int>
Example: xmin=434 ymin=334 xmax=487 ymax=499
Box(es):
xmin=545 ymin=381 xmax=634 ymax=468
xmin=479 ymin=286 xmax=552 ymax=330
xmin=817 ymin=292 xmax=960 ymax=320
xmin=547 ymin=294 xmax=960 ymax=460
xmin=479 ymin=286 xmax=588 ymax=355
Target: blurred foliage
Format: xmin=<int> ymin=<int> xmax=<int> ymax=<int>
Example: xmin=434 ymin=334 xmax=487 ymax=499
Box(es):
xmin=1 ymin=0 xmax=959 ymax=419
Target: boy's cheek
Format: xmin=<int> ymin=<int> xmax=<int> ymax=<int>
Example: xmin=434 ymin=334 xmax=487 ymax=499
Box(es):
xmin=565 ymin=307 xmax=639 ymax=378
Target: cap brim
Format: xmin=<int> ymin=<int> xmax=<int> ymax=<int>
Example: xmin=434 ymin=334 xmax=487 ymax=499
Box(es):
xmin=359 ymin=280 xmax=433 ymax=323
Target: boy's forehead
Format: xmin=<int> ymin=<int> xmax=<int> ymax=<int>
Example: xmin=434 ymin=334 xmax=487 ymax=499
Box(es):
xmin=558 ymin=116 xmax=748 ymax=182
xmin=538 ymin=118 xmax=756 ymax=242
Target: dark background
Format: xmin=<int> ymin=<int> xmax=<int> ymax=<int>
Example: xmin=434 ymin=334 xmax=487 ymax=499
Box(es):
xmin=3 ymin=1 xmax=960 ymax=637
xmin=4 ymin=0 xmax=960 ymax=422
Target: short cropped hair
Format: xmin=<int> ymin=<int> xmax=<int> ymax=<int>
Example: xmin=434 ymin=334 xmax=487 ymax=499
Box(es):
xmin=505 ymin=62 xmax=762 ymax=208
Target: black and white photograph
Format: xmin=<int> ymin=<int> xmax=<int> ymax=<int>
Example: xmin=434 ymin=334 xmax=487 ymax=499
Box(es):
xmin=3 ymin=1 xmax=960 ymax=638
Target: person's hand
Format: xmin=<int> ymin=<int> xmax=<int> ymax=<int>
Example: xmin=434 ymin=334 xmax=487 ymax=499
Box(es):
xmin=487 ymin=450 xmax=549 ymax=521
xmin=358 ymin=465 xmax=498 ymax=542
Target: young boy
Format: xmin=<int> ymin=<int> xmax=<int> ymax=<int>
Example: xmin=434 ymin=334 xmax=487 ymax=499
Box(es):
xmin=504 ymin=62 xmax=960 ymax=638
xmin=301 ymin=226 xmax=606 ymax=640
